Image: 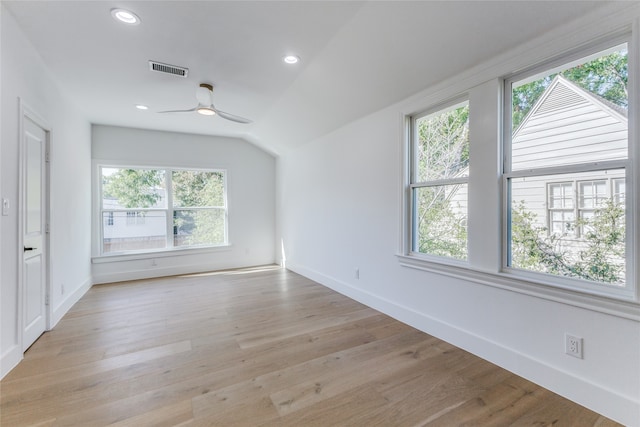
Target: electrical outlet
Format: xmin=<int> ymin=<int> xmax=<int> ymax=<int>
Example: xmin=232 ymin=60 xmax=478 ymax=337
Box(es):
xmin=61 ymin=284 xmax=65 ymax=295
xmin=565 ymin=334 xmax=583 ymax=359
xmin=355 ymin=268 xmax=360 ymax=280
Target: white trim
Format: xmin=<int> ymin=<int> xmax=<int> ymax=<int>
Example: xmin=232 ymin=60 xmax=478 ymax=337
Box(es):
xmin=0 ymin=344 xmax=22 ymax=379
xmin=287 ymin=261 xmax=639 ymax=427
xmin=397 ymin=254 xmax=639 ymax=320
xmin=505 ymin=160 xmax=628 ymax=180
xmin=630 ymin=16 xmax=640 ymax=322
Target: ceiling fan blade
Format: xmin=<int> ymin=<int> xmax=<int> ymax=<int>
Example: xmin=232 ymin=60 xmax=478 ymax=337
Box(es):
xmin=157 ymin=107 xmax=198 ymax=113
xmin=214 ymin=109 xmax=253 ymax=124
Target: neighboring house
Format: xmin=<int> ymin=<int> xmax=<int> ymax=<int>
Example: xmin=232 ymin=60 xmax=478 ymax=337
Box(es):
xmin=102 ymin=190 xmax=167 ymax=253
xmin=510 ymin=74 xmax=627 ymax=238
xmin=449 ymin=75 xmax=627 ymax=240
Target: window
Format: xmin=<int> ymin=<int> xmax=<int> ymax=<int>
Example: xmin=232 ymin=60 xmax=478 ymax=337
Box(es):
xmin=126 ymin=211 xmax=145 ymax=225
xmin=172 ymin=170 xmax=226 ymax=248
xmin=545 ymin=178 xmax=626 ymax=237
xmin=409 ymin=100 xmax=469 ymax=261
xmin=548 ymin=182 xmax=575 ymax=235
xmin=100 ymin=167 xmax=227 ymax=255
xmin=105 ymin=212 xmax=114 ymax=227
xmin=505 ymin=42 xmax=629 ymax=291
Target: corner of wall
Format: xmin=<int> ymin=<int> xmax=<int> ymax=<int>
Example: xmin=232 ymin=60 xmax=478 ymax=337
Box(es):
xmin=51 ymin=276 xmax=92 ymax=328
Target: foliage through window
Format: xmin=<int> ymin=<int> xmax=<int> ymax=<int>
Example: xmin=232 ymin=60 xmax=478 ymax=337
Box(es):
xmin=100 ymin=167 xmax=227 ymax=254
xmin=410 ymin=100 xmax=469 ymax=260
xmin=506 ymin=43 xmax=629 ymax=289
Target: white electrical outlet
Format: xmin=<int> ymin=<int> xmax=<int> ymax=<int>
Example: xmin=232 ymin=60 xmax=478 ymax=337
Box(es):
xmin=565 ymin=333 xmax=583 ymax=359
xmin=355 ymin=268 xmax=360 ymax=280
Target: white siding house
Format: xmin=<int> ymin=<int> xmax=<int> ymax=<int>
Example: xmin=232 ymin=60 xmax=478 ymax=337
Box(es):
xmin=449 ymin=75 xmax=627 ymax=237
xmin=510 ymin=75 xmax=627 ymax=235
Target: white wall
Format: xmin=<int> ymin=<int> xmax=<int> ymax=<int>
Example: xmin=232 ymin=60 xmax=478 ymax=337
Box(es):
xmin=276 ymin=9 xmax=640 ymax=427
xmin=91 ymin=125 xmax=275 ymax=283
xmin=1 ymin=5 xmax=92 ymax=378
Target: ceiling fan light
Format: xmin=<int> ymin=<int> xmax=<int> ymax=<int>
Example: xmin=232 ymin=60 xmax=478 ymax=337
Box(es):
xmin=111 ymin=8 xmax=141 ymax=25
xmin=197 ymin=107 xmax=215 ymax=116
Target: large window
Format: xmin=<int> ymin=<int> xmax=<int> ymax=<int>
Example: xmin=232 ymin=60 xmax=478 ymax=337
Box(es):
xmin=505 ymin=42 xmax=630 ymax=292
xmin=410 ymin=100 xmax=469 ymax=261
xmin=100 ymin=167 xmax=227 ymax=254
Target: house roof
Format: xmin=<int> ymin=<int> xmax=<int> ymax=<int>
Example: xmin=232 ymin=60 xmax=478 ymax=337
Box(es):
xmin=512 ymin=75 xmax=628 ymax=170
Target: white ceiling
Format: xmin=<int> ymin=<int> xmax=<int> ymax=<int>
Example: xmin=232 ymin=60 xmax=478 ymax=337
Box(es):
xmin=3 ymin=1 xmax=616 ymax=155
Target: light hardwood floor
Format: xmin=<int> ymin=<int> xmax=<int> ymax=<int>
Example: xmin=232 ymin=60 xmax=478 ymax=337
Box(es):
xmin=0 ymin=266 xmax=622 ymax=426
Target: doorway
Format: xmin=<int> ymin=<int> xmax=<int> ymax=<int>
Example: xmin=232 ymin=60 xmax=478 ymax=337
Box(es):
xmin=21 ymin=105 xmax=50 ymax=351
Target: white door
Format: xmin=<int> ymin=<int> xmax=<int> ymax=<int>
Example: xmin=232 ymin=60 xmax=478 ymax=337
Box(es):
xmin=22 ymin=116 xmax=48 ymax=351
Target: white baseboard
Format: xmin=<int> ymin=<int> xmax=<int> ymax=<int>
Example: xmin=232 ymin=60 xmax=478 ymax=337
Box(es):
xmin=51 ymin=277 xmax=92 ymax=328
xmin=0 ymin=344 xmax=23 ymax=379
xmin=287 ymin=262 xmax=639 ymax=427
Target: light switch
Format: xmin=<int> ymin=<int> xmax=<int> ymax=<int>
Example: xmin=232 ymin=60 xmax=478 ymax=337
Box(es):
xmin=2 ymin=198 xmax=9 ymax=216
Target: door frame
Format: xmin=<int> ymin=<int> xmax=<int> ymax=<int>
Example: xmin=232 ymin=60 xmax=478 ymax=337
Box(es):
xmin=18 ymin=98 xmax=52 ymax=350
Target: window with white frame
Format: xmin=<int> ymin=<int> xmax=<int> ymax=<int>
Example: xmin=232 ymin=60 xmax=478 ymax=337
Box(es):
xmin=545 ymin=178 xmax=627 ymax=237
xmin=409 ymin=99 xmax=469 ymax=261
xmin=505 ymin=40 xmax=630 ymax=292
xmin=547 ymin=182 xmax=575 ymax=235
xmin=100 ymin=166 xmax=227 ymax=255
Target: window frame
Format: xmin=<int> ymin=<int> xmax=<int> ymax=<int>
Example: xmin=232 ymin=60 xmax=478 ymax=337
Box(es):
xmin=399 ymin=23 xmax=640 ymax=317
xmin=408 ymin=97 xmax=470 ymax=263
xmin=98 ymin=164 xmax=229 ymax=256
xmin=502 ymin=35 xmax=634 ymax=300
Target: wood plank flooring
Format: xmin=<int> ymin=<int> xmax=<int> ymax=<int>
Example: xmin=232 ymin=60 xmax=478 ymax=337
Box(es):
xmin=0 ymin=266 xmax=622 ymax=426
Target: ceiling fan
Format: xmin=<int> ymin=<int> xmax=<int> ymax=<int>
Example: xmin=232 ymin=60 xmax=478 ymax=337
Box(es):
xmin=159 ymin=83 xmax=252 ymax=124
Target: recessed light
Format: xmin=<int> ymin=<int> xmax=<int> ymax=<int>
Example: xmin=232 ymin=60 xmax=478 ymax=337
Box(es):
xmin=283 ymin=55 xmax=300 ymax=65
xmin=111 ymin=8 xmax=141 ymax=25
xmin=135 ymin=104 xmax=148 ymax=110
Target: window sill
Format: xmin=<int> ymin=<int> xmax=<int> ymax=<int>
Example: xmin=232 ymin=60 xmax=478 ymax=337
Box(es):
xmin=92 ymin=244 xmax=233 ymax=264
xmin=397 ymin=254 xmax=640 ymax=321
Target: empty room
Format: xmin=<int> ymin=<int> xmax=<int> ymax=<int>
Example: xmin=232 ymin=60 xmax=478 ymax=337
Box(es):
xmin=1 ymin=1 xmax=639 ymax=425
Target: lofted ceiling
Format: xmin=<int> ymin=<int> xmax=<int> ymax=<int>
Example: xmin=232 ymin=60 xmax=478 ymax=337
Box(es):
xmin=3 ymin=1 xmax=616 ymax=155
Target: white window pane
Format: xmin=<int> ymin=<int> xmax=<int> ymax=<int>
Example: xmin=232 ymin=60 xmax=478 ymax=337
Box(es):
xmin=510 ymin=173 xmax=625 ymax=285
xmin=174 ymin=209 xmax=226 ymax=247
xmin=172 ymin=171 xmax=225 ymax=208
xmin=413 ymin=184 xmax=468 ymax=260
xmin=415 ymin=102 xmax=469 ymax=182
xmin=102 ymin=211 xmax=167 ymax=253
xmin=102 ymin=168 xmax=166 ymax=209
xmin=511 ymin=45 xmax=628 ymax=171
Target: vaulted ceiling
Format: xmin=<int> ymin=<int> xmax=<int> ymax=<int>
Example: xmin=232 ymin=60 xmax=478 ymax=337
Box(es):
xmin=3 ymin=1 xmax=613 ymax=155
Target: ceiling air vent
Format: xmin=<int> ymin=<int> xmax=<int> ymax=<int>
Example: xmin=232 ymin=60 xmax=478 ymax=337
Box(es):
xmin=148 ymin=61 xmax=189 ymax=78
